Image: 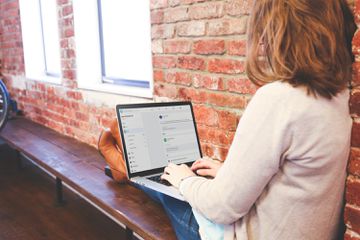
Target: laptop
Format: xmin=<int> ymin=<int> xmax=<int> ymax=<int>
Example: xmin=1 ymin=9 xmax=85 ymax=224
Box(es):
xmin=116 ymin=101 xmax=202 ymax=201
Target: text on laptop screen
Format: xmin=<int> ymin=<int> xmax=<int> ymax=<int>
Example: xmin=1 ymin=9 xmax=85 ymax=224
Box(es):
xmin=119 ymin=105 xmax=201 ymax=174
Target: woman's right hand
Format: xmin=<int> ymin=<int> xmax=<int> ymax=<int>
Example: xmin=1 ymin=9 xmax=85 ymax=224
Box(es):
xmin=191 ymin=157 xmax=223 ymax=178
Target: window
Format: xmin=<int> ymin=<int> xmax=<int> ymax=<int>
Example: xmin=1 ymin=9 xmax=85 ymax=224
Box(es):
xmin=73 ymin=0 xmax=154 ymax=98
xmin=19 ymin=0 xmax=61 ymax=83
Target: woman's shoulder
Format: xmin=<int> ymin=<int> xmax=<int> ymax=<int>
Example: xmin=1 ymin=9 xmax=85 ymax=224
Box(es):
xmin=255 ymin=80 xmax=349 ymax=106
xmin=252 ymin=80 xmax=350 ymax=120
xmin=251 ymin=81 xmax=306 ymax=108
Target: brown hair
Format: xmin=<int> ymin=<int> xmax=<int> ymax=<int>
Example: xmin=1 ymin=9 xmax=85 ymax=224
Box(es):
xmin=246 ymin=0 xmax=356 ymax=99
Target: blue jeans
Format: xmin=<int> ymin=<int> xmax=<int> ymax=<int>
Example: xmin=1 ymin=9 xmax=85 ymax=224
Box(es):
xmin=135 ymin=184 xmax=201 ymax=240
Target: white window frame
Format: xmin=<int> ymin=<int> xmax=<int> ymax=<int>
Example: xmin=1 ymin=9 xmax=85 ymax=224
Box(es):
xmin=73 ymin=0 xmax=154 ymax=98
xmin=19 ymin=0 xmax=61 ymax=84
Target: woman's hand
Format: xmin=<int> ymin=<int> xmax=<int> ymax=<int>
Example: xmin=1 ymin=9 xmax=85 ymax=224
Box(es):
xmin=191 ymin=157 xmax=223 ymax=178
xmin=161 ymin=163 xmax=196 ymax=188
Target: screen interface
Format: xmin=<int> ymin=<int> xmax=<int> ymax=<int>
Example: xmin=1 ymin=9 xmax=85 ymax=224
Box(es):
xmin=119 ymin=105 xmax=201 ymax=174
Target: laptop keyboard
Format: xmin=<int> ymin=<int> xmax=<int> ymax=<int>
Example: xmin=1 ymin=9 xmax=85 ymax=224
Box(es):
xmin=147 ymin=175 xmax=171 ymax=186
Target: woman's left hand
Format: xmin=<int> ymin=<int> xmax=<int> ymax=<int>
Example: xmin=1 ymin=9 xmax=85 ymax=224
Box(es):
xmin=161 ymin=163 xmax=196 ymax=188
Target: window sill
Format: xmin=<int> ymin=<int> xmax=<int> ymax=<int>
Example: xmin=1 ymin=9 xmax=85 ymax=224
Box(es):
xmin=78 ymin=81 xmax=153 ymax=99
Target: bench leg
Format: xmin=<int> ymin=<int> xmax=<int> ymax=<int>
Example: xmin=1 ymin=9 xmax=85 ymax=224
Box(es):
xmin=125 ymin=227 xmax=133 ymax=240
xmin=56 ymin=177 xmax=66 ymax=206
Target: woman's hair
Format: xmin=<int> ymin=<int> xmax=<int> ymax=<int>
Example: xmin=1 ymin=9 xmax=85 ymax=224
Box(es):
xmin=246 ymin=0 xmax=357 ymax=99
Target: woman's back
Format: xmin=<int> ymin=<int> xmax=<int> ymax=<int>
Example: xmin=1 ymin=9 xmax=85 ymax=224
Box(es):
xmin=242 ymin=81 xmax=352 ymax=240
xmin=181 ymin=81 xmax=352 ymax=240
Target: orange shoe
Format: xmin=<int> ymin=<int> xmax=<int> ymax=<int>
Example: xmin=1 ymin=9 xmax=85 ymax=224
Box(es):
xmin=98 ymin=119 xmax=127 ymax=182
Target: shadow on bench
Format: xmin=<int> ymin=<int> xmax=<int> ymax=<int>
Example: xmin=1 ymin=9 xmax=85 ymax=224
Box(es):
xmin=0 ymin=117 xmax=176 ymax=240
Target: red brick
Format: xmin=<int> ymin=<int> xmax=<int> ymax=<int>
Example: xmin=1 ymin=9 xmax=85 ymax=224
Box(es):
xmin=193 ymin=104 xmax=218 ymax=127
xmin=66 ymin=90 xmax=83 ymax=101
xmin=349 ymin=148 xmax=360 ymax=177
xmin=227 ymin=40 xmax=246 ymax=56
xmin=217 ymin=109 xmax=240 ymax=131
xmin=154 ymin=83 xmax=178 ymax=98
xmin=353 ymin=30 xmax=360 ymax=56
xmin=198 ymin=126 xmax=234 ymax=146
xmin=75 ymin=111 xmax=90 ymax=122
xmin=178 ymin=56 xmax=206 ymax=70
xmin=63 ymin=69 xmax=76 ymax=80
xmin=150 ymin=0 xmax=168 ymax=9
xmin=47 ymin=120 xmax=65 ymax=133
xmin=346 ymin=175 xmax=360 ymax=207
xmin=345 ymin=205 xmax=360 ymax=234
xmin=62 ymin=5 xmax=73 ymax=17
xmin=61 ymin=17 xmax=73 ymax=27
xmin=344 ymin=230 xmax=360 ymax=240
xmin=165 ymin=72 xmax=192 ymax=86
xmin=151 ymin=24 xmax=175 ymax=39
xmin=47 ymin=103 xmax=65 ymax=115
xmin=177 ymin=87 xmax=207 ymax=103
xmin=352 ymin=62 xmax=360 ymax=86
xmin=208 ymin=58 xmax=245 ymax=74
xmin=177 ymin=22 xmax=206 ymax=37
xmin=61 ymin=59 xmax=76 ymax=69
xmin=3 ymin=1 xmax=19 ymax=11
xmin=153 ymin=70 xmax=165 ymax=82
xmin=151 ymin=10 xmax=164 ymax=24
xmin=225 ymin=0 xmax=252 ymax=16
xmin=207 ymin=92 xmax=247 ymax=108
xmin=213 ymin=145 xmax=229 ymax=161
xmin=192 ymin=74 xmax=225 ymax=91
xmin=193 ymin=40 xmax=225 ymax=55
xmin=208 ymin=18 xmax=248 ymax=36
xmin=352 ymin=122 xmax=360 ymax=148
xmin=351 ymin=91 xmax=360 ymax=116
xmin=63 ymin=28 xmax=74 ymax=38
xmin=355 ymin=1 xmax=360 ymax=25
xmin=60 ymin=39 xmax=69 ymax=48
xmin=153 ymin=56 xmax=177 ymax=68
xmin=163 ymin=40 xmax=191 ymax=54
xmin=36 ymin=82 xmax=46 ymax=92
xmin=201 ymin=142 xmax=215 ymax=157
xmin=227 ymin=77 xmax=258 ymax=94
xmin=164 ymin=7 xmax=189 ymax=23
xmin=188 ymin=2 xmax=224 ymax=20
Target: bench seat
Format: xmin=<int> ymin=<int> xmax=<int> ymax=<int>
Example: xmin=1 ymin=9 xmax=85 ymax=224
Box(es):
xmin=0 ymin=117 xmax=177 ymax=240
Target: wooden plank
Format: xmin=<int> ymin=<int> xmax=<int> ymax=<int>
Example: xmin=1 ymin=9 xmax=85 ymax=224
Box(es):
xmin=0 ymin=118 xmax=176 ymax=240
xmin=12 ymin=119 xmax=105 ymax=170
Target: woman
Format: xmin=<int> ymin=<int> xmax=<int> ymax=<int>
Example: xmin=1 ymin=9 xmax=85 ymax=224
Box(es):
xmin=157 ymin=0 xmax=356 ymax=239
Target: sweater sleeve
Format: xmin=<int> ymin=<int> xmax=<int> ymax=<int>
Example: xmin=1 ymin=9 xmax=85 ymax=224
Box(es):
xmin=179 ymin=84 xmax=293 ymax=224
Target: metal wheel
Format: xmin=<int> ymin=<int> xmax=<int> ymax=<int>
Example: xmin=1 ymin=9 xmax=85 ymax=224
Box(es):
xmin=0 ymin=80 xmax=10 ymax=132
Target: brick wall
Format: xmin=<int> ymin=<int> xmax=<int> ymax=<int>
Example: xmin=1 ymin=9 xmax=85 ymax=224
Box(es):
xmin=0 ymin=0 xmax=359 ymax=238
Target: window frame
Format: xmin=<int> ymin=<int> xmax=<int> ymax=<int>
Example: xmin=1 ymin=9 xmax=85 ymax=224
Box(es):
xmin=19 ymin=0 xmax=62 ymax=84
xmin=73 ymin=0 xmax=154 ymax=98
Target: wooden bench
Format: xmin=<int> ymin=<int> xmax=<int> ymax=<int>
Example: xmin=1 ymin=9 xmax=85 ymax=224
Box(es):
xmin=0 ymin=117 xmax=177 ymax=240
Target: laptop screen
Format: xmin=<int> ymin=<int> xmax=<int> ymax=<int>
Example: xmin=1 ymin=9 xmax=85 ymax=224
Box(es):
xmin=117 ymin=102 xmax=202 ymax=177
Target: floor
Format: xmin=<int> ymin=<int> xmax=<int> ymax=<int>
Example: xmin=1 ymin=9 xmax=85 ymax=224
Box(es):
xmin=0 ymin=142 xmax=128 ymax=240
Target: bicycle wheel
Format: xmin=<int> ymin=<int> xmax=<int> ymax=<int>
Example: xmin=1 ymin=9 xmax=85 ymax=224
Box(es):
xmin=0 ymin=80 xmax=10 ymax=132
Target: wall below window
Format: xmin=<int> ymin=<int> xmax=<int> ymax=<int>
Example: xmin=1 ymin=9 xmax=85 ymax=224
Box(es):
xmin=0 ymin=0 xmax=359 ymax=239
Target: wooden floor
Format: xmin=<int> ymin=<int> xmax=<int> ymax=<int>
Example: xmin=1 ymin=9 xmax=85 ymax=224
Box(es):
xmin=0 ymin=143 xmax=128 ymax=240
